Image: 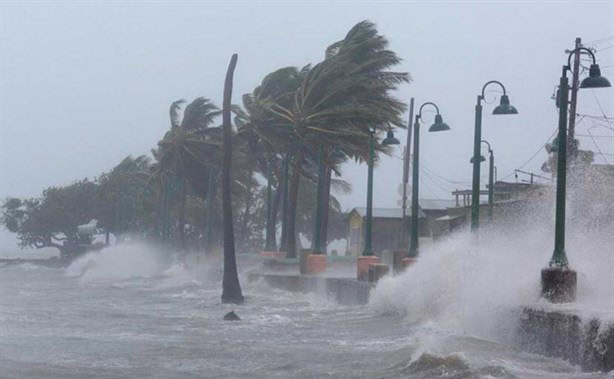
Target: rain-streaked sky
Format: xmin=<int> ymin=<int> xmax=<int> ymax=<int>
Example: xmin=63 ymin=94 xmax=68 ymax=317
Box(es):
xmin=1 ymin=1 xmax=613 ymax=213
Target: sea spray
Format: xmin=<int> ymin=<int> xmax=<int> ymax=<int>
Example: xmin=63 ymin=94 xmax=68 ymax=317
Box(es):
xmin=370 ymin=170 xmax=614 ymax=351
xmin=65 ymin=243 xmax=170 ymax=281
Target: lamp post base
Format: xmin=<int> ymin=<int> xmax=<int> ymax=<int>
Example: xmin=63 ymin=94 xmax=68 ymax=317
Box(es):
xmin=392 ymin=251 xmax=406 ymax=274
xmin=357 ymin=256 xmax=379 ymax=281
xmin=305 ymin=254 xmax=327 ymax=275
xmin=400 ymin=257 xmax=418 ymax=271
xmin=541 ymin=267 xmax=577 ymax=303
xmin=368 ymin=263 xmax=389 ymax=283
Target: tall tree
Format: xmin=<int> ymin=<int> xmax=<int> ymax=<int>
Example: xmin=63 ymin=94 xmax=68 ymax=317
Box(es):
xmin=221 ymin=54 xmax=244 ymax=304
xmin=156 ymin=98 xmax=221 ymax=250
xmin=232 ymin=67 xmax=308 ymax=252
xmin=1 ymin=180 xmax=99 ymax=260
xmin=269 ymin=21 xmax=409 ymax=257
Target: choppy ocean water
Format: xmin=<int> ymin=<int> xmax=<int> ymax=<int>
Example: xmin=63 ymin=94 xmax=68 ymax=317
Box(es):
xmin=0 ymin=237 xmax=611 ymax=378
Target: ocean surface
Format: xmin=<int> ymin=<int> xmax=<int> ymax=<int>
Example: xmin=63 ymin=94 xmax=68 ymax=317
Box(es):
xmin=1 ymin=238 xmax=612 ymax=379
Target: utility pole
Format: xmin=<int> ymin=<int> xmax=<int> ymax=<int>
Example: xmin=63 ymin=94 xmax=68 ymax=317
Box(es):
xmin=567 ymin=37 xmax=582 ymax=158
xmin=401 ymin=97 xmax=414 ymax=246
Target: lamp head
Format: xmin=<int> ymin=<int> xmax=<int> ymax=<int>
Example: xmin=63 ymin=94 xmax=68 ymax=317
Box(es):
xmin=492 ymin=94 xmax=518 ymax=115
xmin=469 ymin=155 xmax=486 ymax=164
xmin=580 ymin=64 xmax=612 ymax=89
xmin=428 ymin=114 xmax=451 ymax=132
xmin=382 ymin=129 xmax=400 ymax=145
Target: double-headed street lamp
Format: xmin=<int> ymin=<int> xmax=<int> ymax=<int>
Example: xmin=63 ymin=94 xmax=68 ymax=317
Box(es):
xmin=408 ymin=102 xmax=451 ymax=258
xmin=362 ymin=125 xmax=400 ymax=256
xmin=542 ymin=47 xmax=611 ymax=302
xmin=471 ymin=81 xmax=518 ymax=232
xmin=470 ymin=140 xmax=495 ymax=219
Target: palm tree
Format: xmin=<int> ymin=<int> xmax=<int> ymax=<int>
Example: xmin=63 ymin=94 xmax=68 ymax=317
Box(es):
xmin=268 ymin=20 xmax=410 ymax=258
xmin=97 ymin=155 xmax=153 ymax=241
xmin=232 ymin=66 xmax=309 ymax=252
xmin=221 ymin=54 xmax=244 ymax=304
xmin=155 ymin=97 xmax=221 ymax=250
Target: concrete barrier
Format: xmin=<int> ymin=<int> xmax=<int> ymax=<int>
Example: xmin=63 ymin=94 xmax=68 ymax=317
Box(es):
xmin=247 ymin=272 xmax=374 ymax=305
xmin=368 ymin=263 xmax=389 ymax=282
xmin=518 ymin=307 xmax=614 ymax=372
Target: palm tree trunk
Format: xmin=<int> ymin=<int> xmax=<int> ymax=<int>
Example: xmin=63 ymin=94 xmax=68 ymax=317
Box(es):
xmin=161 ymin=182 xmax=170 ymax=244
xmin=240 ymin=162 xmax=254 ymax=252
xmin=285 ymin=146 xmax=304 ymax=259
xmin=221 ymin=53 xmax=243 ymax=304
xmin=264 ymin=161 xmax=278 ymax=251
xmin=320 ymin=164 xmax=332 ymax=254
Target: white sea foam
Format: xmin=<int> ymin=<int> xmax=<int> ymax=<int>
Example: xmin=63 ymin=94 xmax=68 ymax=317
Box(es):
xmin=370 ymin=175 xmax=614 ymax=346
xmin=65 ymin=243 xmax=168 ymax=281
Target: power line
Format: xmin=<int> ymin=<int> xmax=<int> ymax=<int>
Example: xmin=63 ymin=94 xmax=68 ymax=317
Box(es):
xmin=592 ymin=90 xmax=612 ymax=121
xmin=420 ymin=167 xmax=455 ymax=193
xmin=576 ymin=113 xmax=614 ymax=121
xmin=584 ymin=36 xmax=614 ymax=46
xmin=420 ymin=162 xmax=472 ymax=185
xmin=576 ymin=133 xmax=614 ymax=139
xmin=586 ymin=125 xmax=611 ymax=164
xmin=499 ymin=126 xmax=559 ymax=181
xmin=420 ymin=169 xmax=452 ymax=198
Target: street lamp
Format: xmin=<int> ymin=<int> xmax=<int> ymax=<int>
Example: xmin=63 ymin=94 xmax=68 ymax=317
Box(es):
xmin=469 ymin=140 xmax=495 ymax=220
xmin=363 ymin=124 xmax=400 ymax=256
xmin=471 ymin=81 xmax=518 ymax=232
xmin=408 ymin=102 xmax=451 ymax=258
xmin=542 ymin=47 xmax=610 ymax=303
xmin=357 ymin=124 xmax=400 ymax=280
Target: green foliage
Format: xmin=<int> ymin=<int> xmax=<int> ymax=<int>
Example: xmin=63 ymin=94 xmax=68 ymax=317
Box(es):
xmin=2 ymin=20 xmax=410 ymax=258
xmin=1 ymin=179 xmax=99 ymax=257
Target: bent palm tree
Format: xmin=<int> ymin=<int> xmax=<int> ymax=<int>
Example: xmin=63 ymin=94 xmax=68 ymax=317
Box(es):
xmin=156 ymin=98 xmax=221 ymax=250
xmin=269 ymin=20 xmax=410 ymax=258
xmin=221 ymin=54 xmax=244 ymax=304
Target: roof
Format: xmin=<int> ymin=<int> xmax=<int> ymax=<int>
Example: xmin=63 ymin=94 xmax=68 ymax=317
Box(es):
xmin=418 ymin=199 xmax=457 ymax=211
xmin=350 ymin=207 xmax=425 ymax=219
xmin=435 ymin=214 xmax=465 ymax=221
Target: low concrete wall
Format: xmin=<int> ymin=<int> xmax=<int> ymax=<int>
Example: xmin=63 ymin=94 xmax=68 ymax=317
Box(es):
xmin=247 ymin=272 xmax=373 ymax=306
xmin=518 ymin=307 xmax=614 ymax=372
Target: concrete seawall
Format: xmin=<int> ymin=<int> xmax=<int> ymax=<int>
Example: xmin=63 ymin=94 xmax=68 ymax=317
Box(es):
xmin=518 ymin=307 xmax=614 ymax=372
xmin=246 ymin=272 xmax=373 ymax=306
xmin=248 ymin=269 xmax=613 ymax=373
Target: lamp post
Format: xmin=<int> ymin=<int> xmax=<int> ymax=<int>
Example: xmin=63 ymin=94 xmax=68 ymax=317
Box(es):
xmin=362 ymin=126 xmax=400 ymax=256
xmin=471 ymin=81 xmax=518 ymax=232
xmin=357 ymin=125 xmax=399 ymax=280
xmin=542 ymin=47 xmax=611 ymax=303
xmin=408 ymin=102 xmax=451 ymax=258
xmin=470 ymin=140 xmax=494 ymax=219
xmin=278 ymin=151 xmax=290 ymax=253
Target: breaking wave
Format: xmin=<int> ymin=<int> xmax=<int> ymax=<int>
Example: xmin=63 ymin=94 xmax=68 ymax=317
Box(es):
xmin=371 ymin=176 xmax=614 ymax=345
xmin=65 ymin=243 xmax=169 ymax=281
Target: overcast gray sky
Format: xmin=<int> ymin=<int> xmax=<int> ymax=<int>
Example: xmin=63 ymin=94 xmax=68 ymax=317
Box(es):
xmin=1 ymin=1 xmax=613 ymax=215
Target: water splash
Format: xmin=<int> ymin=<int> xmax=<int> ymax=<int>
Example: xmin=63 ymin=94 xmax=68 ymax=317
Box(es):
xmin=65 ymin=243 xmax=168 ymax=281
xmin=370 ymin=173 xmax=614 ymax=345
